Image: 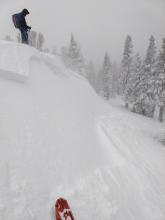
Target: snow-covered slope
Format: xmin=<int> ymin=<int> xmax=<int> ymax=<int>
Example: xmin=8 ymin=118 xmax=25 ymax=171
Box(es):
xmin=0 ymin=41 xmax=165 ymax=220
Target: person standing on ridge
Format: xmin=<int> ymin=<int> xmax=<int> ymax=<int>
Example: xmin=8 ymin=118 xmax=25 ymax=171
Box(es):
xmin=12 ymin=9 xmax=31 ymax=44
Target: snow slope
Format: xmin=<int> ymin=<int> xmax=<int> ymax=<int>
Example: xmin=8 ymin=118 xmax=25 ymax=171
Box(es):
xmin=0 ymin=41 xmax=165 ymax=220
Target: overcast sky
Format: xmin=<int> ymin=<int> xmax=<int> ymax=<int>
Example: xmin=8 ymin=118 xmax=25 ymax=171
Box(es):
xmin=0 ymin=0 xmax=164 ymax=64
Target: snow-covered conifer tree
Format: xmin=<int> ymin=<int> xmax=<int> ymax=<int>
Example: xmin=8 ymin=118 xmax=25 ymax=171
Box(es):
xmin=37 ymin=32 xmax=45 ymax=51
xmin=129 ymin=53 xmax=144 ymax=112
xmin=29 ymin=31 xmax=37 ymax=48
xmin=68 ymin=34 xmax=85 ymax=76
xmin=132 ymin=36 xmax=157 ymax=117
xmin=140 ymin=36 xmax=157 ymax=117
xmin=145 ymin=36 xmax=156 ymax=66
xmin=121 ymin=35 xmax=133 ymax=107
xmin=101 ymin=52 xmax=112 ymax=100
xmin=154 ymin=38 xmax=165 ymax=122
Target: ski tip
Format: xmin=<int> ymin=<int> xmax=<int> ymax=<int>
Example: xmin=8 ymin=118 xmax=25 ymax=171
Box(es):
xmin=55 ymin=198 xmax=75 ymax=220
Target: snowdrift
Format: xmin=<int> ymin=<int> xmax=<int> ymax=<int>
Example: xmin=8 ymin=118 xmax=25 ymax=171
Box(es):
xmin=0 ymin=41 xmax=37 ymax=82
xmin=0 ymin=41 xmax=165 ymax=220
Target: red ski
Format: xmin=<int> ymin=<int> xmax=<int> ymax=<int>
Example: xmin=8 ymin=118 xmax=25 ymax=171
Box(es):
xmin=55 ymin=198 xmax=75 ymax=220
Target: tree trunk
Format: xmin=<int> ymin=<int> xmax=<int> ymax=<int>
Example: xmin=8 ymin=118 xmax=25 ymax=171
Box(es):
xmin=158 ymin=106 xmax=164 ymax=122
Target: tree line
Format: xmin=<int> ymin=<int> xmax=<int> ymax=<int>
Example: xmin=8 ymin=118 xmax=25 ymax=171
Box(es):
xmin=62 ymin=34 xmax=165 ymax=122
xmin=120 ymin=35 xmax=165 ymax=122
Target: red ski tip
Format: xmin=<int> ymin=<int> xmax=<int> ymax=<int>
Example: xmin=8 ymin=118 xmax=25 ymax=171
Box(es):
xmin=55 ymin=198 xmax=75 ymax=220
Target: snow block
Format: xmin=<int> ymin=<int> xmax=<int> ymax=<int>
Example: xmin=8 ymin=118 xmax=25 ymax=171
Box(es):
xmin=0 ymin=41 xmax=37 ymax=82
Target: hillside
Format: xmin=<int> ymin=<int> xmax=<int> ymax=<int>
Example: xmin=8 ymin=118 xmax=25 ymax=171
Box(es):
xmin=0 ymin=41 xmax=165 ymax=220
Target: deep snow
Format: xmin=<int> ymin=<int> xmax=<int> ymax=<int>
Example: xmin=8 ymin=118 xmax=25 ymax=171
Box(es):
xmin=0 ymin=41 xmax=165 ymax=220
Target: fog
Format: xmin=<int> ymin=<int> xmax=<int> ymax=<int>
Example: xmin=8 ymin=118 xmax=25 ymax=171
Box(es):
xmin=0 ymin=0 xmax=165 ymax=64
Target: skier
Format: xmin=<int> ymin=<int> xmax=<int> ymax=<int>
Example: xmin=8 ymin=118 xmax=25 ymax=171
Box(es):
xmin=12 ymin=9 xmax=31 ymax=44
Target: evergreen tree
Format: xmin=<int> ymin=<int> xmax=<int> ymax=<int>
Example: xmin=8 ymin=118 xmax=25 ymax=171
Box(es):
xmin=101 ymin=52 xmax=112 ymax=100
xmin=121 ymin=35 xmax=133 ymax=107
xmin=29 ymin=31 xmax=37 ymax=48
xmin=145 ymin=35 xmax=156 ymax=66
xmin=132 ymin=36 xmax=157 ymax=117
xmin=140 ymin=36 xmax=157 ymax=117
xmin=68 ymin=34 xmax=85 ymax=76
xmin=155 ymin=38 xmax=165 ymax=122
xmin=37 ymin=32 xmax=45 ymax=51
xmin=129 ymin=53 xmax=144 ymax=112
xmin=68 ymin=34 xmax=79 ymax=60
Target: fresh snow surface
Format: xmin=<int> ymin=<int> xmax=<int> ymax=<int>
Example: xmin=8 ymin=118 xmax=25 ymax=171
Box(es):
xmin=0 ymin=41 xmax=165 ymax=220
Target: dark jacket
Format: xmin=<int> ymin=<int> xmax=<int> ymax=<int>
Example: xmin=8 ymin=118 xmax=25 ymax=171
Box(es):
xmin=19 ymin=10 xmax=31 ymax=30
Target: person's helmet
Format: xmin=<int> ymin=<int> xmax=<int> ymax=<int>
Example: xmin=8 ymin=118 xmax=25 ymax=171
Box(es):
xmin=22 ymin=8 xmax=30 ymax=16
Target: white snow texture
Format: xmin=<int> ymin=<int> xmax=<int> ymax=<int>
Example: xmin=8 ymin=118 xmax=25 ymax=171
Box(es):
xmin=0 ymin=41 xmax=165 ymax=220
